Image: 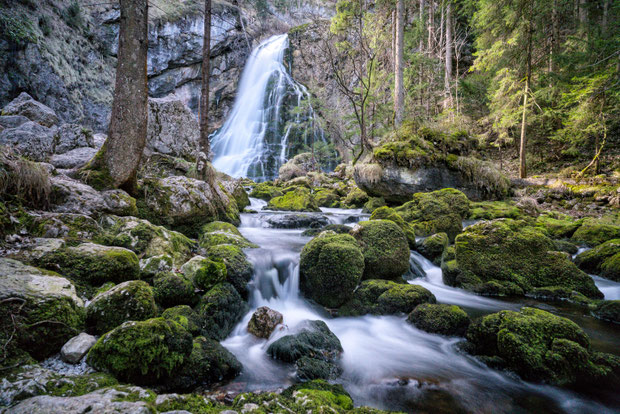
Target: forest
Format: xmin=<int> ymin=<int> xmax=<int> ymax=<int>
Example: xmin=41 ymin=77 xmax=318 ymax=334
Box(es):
xmin=0 ymin=0 xmax=619 ymax=413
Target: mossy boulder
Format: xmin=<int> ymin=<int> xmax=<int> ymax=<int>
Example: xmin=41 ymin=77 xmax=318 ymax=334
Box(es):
xmin=199 ymin=221 xmax=257 ymax=249
xmin=575 ymin=239 xmax=620 ymax=281
xmin=527 ymin=286 xmax=593 ymax=305
xmin=417 ymin=232 xmax=449 ymax=264
xmin=139 ymin=254 xmax=173 ymax=277
xmin=407 ymin=303 xmax=470 ymax=336
xmin=468 ymin=201 xmax=523 ymax=220
xmin=163 ymin=336 xmax=242 ymax=392
xmin=300 ymin=233 xmax=365 ymax=308
xmin=0 ymin=259 xmax=85 ymax=361
xmin=350 ymin=220 xmax=410 ymax=280
xmin=452 ymin=219 xmax=602 ymax=298
xmin=206 ymin=244 xmax=253 ymax=297
xmin=592 ymin=300 xmax=620 ymax=324
xmin=29 ymin=213 xmax=102 ymax=241
xmin=196 ymin=283 xmax=248 ymax=341
xmin=395 ymin=188 xmax=470 ymax=241
xmin=249 ymin=181 xmax=283 ymax=201
xmin=86 ymin=281 xmax=157 ymax=334
xmin=267 ymin=187 xmax=320 ymax=212
xmin=314 ymin=188 xmax=341 ymax=208
xmin=153 ymin=272 xmax=197 ymax=308
xmin=466 ymin=307 xmax=618 ymax=387
xmin=180 ymin=256 xmax=228 ymax=292
xmin=339 ymin=279 xmax=435 ymax=316
xmin=87 ymin=318 xmax=193 ymax=384
xmin=38 ymin=243 xmax=140 ymax=286
xmin=301 ymin=224 xmax=352 ymax=237
xmin=535 ymin=213 xmax=582 ymax=239
xmin=362 ymin=197 xmax=386 ymax=213
xmin=342 ymin=187 xmax=369 ymax=208
xmin=552 ymin=240 xmax=579 ymax=255
xmin=161 ymin=305 xmax=201 ymax=336
xmin=370 ymin=206 xmax=416 ymax=248
xmin=572 ymin=217 xmax=620 ymax=247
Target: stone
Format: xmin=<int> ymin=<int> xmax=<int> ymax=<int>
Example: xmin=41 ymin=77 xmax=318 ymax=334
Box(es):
xmin=29 ymin=212 xmax=101 ymax=240
xmin=407 ymin=303 xmax=470 ymax=336
xmin=247 ymin=306 xmax=283 ymax=339
xmin=54 ymin=123 xmax=94 ymax=154
xmin=0 ymin=114 xmax=29 ymax=129
xmin=417 ymin=232 xmax=449 ymax=264
xmin=278 ymin=152 xmax=316 ymax=181
xmin=196 ymin=283 xmax=248 ymax=340
xmin=2 ymin=92 xmax=59 ymax=127
xmin=146 ymin=97 xmax=200 ymax=161
xmin=266 ymin=213 xmax=329 ymax=229
xmin=153 ymin=272 xmax=196 ymax=308
xmin=0 ymin=121 xmax=56 ymax=161
xmin=267 ymin=187 xmax=320 ymax=212
xmin=206 ymin=245 xmax=253 ymax=297
xmin=49 ymin=147 xmax=98 ymax=169
xmin=575 ymin=239 xmax=620 ymax=281
xmin=60 ymin=333 xmax=97 ymax=364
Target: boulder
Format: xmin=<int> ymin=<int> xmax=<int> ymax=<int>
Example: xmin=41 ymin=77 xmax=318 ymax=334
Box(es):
xmin=592 ymin=300 xmax=620 ymax=324
xmin=2 ymin=92 xmax=58 ymax=127
xmin=54 ymin=123 xmax=94 ymax=154
xmin=199 ymin=221 xmax=257 ymax=248
xmin=299 ymin=233 xmax=365 ymax=308
xmin=38 ymin=242 xmax=140 ymax=286
xmin=206 ymin=245 xmax=253 ymax=297
xmin=278 ymin=152 xmax=316 ymax=181
xmin=249 ymin=182 xmax=283 ymax=201
xmin=153 ymin=272 xmax=196 ymax=308
xmin=266 ymin=213 xmax=329 ymax=229
xmin=350 ymin=220 xmax=410 ymax=280
xmin=534 ymin=213 xmax=582 ymax=239
xmin=145 ymin=97 xmax=200 ymax=161
xmin=417 ymin=232 xmax=449 ymax=264
xmin=301 ymin=224 xmax=352 ymax=237
xmin=314 ymin=188 xmax=341 ymax=208
xmin=49 ymin=147 xmax=98 ymax=169
xmin=139 ymin=254 xmax=173 ymax=277
xmin=87 ymin=318 xmax=193 ymax=384
xmin=0 ymin=114 xmax=29 ymax=129
xmin=572 ymin=217 xmax=620 ymax=246
xmin=466 ymin=307 xmax=619 ymax=387
xmin=369 ymin=206 xmax=416 ymax=248
xmin=267 ymin=187 xmax=320 ymax=212
xmin=29 ymin=212 xmax=102 ymax=240
xmin=0 ymin=258 xmax=84 ymax=360
xmin=180 ymin=256 xmax=227 ymax=291
xmin=342 ymin=187 xmax=369 ymax=208
xmin=219 ymin=176 xmax=250 ymax=210
xmin=195 ymin=283 xmax=248 ymax=340
xmin=468 ymin=201 xmax=524 ymax=220
xmin=575 ymin=239 xmax=620 ymax=281
xmin=86 ymin=280 xmax=157 ymax=334
xmin=0 ymin=121 xmax=56 ymax=161
xmin=247 ymin=306 xmax=283 ymax=339
xmin=138 ymin=176 xmax=239 ymax=237
xmin=450 ymin=219 xmax=602 ymax=298
xmin=407 ymin=303 xmax=470 ymax=336
xmin=339 ymin=279 xmax=436 ymax=316
xmin=60 ymin=332 xmax=97 ymax=364
xmin=161 ymin=305 xmax=202 ymax=336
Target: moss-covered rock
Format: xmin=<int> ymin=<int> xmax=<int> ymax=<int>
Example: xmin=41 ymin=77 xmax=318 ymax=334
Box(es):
xmin=572 ymin=217 xmax=620 ymax=247
xmin=370 ymin=206 xmax=416 ymax=248
xmin=535 ymin=213 xmax=582 ymax=239
xmin=161 ymin=305 xmax=201 ymax=336
xmin=468 ymin=201 xmax=523 ymax=220
xmin=362 ymin=197 xmax=386 ymax=214
xmin=575 ymin=239 xmax=620 ymax=281
xmin=29 ymin=213 xmax=102 ymax=241
xmin=300 ymin=233 xmax=365 ymax=308
xmin=0 ymin=259 xmax=85 ymax=362
xmin=198 ymin=221 xmax=257 ymax=249
xmin=301 ymin=224 xmax=352 ymax=237
xmin=206 ymin=244 xmax=253 ymax=297
xmin=139 ymin=254 xmax=173 ymax=277
xmin=249 ymin=181 xmax=283 ymax=201
xmin=153 ymin=272 xmax=197 ymax=308
xmin=407 ymin=303 xmax=470 ymax=336
xmin=552 ymin=240 xmax=579 ymax=255
xmin=86 ymin=281 xmax=157 ymax=334
xmin=417 ymin=232 xmax=449 ymax=264
xmin=592 ymin=300 xmax=620 ymax=324
xmin=453 ymin=219 xmax=602 ymax=298
xmin=395 ymin=188 xmax=470 ymax=241
xmin=339 ymin=279 xmax=435 ymax=316
xmin=466 ymin=307 xmax=618 ymax=387
xmin=180 ymin=256 xmax=228 ymax=293
xmin=267 ymin=187 xmax=320 ymax=212
xmin=527 ymin=286 xmax=593 ymax=305
xmin=247 ymin=306 xmax=283 ymax=339
xmin=37 ymin=243 xmax=140 ymax=286
xmin=163 ymin=336 xmax=241 ymax=392
xmin=314 ymin=188 xmax=341 ymax=208
xmin=342 ymin=187 xmax=369 ymax=208
xmin=350 ymin=220 xmax=410 ymax=280
xmin=87 ymin=318 xmax=193 ymax=384
xmin=195 ymin=283 xmax=248 ymax=341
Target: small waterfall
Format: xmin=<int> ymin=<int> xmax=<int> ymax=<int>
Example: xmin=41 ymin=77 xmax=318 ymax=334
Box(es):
xmin=211 ymin=34 xmax=326 ymax=181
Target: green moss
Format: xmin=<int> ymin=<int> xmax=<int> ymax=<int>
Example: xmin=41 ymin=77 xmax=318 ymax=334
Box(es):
xmin=153 ymin=272 xmax=196 ymax=308
xmin=552 ymin=239 xmax=579 ymax=255
xmin=201 ymin=221 xmax=242 ymax=236
xmin=407 ymin=303 xmax=470 ymax=336
xmin=535 ymin=213 xmax=582 ymax=239
xmin=527 ymin=286 xmax=594 ymax=306
xmin=572 ymin=218 xmax=620 ymax=246
xmin=267 ymin=320 xmax=342 ymax=363
xmin=199 ymin=231 xmax=257 ymax=249
xmin=370 ymin=206 xmax=416 ymax=248
xmin=575 ymin=239 xmax=620 ymax=281
xmin=592 ymin=300 xmax=620 ymax=324
xmin=314 ymin=188 xmax=341 ymax=208
xmin=47 ymin=372 xmax=118 ymax=397
xmin=195 ymin=283 xmax=248 ymax=341
xmin=193 ymin=259 xmax=227 ymax=291
xmin=302 ymin=224 xmax=352 ymax=237
xmin=162 ymin=305 xmax=202 ymax=336
xmin=342 ymin=187 xmax=369 ymax=208
xmin=79 ymin=149 xmax=114 ymax=191
xmin=249 ymin=182 xmax=283 ymax=201
xmin=86 ymin=280 xmax=158 ymax=334
xmin=362 ymin=197 xmax=386 ymax=213
xmin=87 ymin=317 xmax=193 ymax=384
xmin=267 ymin=187 xmax=320 ymax=212
xmin=469 ymin=201 xmax=523 ymax=220
xmin=351 ymin=220 xmax=410 ymax=280
xmin=155 ymin=393 xmax=216 ymax=413
xmin=206 ymin=244 xmax=253 ymax=297
xmin=300 ymin=233 xmax=365 ymax=308
xmin=417 ymin=232 xmax=449 ymax=264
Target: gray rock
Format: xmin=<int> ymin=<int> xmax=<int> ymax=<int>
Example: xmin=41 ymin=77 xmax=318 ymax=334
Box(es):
xmin=60 ymin=333 xmax=97 ymax=364
xmin=50 ymin=175 xmax=136 ymax=216
xmin=49 ymin=147 xmax=98 ymax=169
xmin=1 ymin=92 xmax=59 ymax=127
xmin=92 ymin=133 xmax=106 ymax=149
xmin=54 ymin=124 xmax=94 ymax=154
xmin=30 ymin=213 xmax=101 ymax=240
xmin=146 ymin=97 xmax=200 ymax=161
xmin=0 ymin=121 xmax=56 ymax=161
xmin=21 ymin=238 xmax=66 ymax=261
xmin=0 ymin=114 xmax=29 ymax=129
xmin=247 ymin=306 xmax=283 ymax=339
xmin=6 ymin=387 xmax=153 ymax=414
xmin=266 ymin=213 xmax=329 ymax=229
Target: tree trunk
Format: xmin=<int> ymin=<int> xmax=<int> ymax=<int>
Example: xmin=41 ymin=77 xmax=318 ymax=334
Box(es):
xmin=198 ymin=0 xmax=214 ymax=182
xmin=579 ymin=0 xmax=587 ymax=28
xmin=419 ymin=0 xmax=425 ymax=53
xmin=427 ymin=1 xmax=434 ymax=56
xmin=519 ymin=7 xmax=533 ymax=179
xmin=103 ymin=0 xmax=148 ymax=192
xmin=602 ymin=0 xmax=609 ymax=33
xmin=444 ymin=1 xmax=452 ymax=109
xmin=394 ymin=0 xmax=405 ymax=127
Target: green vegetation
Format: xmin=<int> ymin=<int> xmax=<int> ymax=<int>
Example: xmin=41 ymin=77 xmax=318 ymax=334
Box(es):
xmin=407 ymin=304 xmax=470 ymax=336
xmin=351 ymin=220 xmax=410 ymax=280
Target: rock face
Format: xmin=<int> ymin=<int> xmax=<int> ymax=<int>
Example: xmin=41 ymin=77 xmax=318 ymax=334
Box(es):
xmin=248 ymin=306 xmax=283 ymax=339
xmin=145 ymin=97 xmax=200 ymax=160
xmin=0 ymin=121 xmax=56 ymax=161
xmin=1 ymin=92 xmax=58 ymax=127
xmin=60 ymin=333 xmax=97 ymax=364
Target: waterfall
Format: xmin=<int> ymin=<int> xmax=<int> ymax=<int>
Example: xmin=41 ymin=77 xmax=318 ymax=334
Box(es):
xmin=211 ymin=34 xmax=326 ymax=181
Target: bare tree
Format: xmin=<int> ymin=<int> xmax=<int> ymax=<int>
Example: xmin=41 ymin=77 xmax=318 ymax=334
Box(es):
xmin=394 ymin=0 xmax=405 ymax=127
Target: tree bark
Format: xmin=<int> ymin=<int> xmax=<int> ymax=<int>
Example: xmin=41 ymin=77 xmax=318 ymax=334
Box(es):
xmin=198 ymin=0 xmax=214 ymax=182
xmin=427 ymin=0 xmax=434 ymax=55
xmin=444 ymin=1 xmax=452 ymax=109
xmin=519 ymin=5 xmax=533 ymax=179
xmin=394 ymin=0 xmax=405 ymax=127
xmin=100 ymin=0 xmax=148 ymax=193
xmin=579 ymin=0 xmax=587 ymax=28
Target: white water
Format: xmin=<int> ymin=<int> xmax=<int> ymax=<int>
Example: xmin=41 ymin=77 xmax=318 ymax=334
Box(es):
xmin=221 ymin=200 xmax=618 ymax=413
xmin=211 ymin=34 xmax=325 ymax=181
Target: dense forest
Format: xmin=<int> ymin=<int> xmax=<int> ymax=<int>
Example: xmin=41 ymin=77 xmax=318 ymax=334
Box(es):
xmin=0 ymin=0 xmax=619 ymax=413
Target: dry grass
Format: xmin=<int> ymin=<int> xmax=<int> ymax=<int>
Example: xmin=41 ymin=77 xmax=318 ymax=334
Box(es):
xmin=0 ymin=147 xmax=51 ymax=209
xmin=353 ymin=163 xmax=383 ymax=184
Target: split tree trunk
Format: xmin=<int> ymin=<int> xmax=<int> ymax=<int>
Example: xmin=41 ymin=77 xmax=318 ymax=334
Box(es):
xmin=394 ymin=0 xmax=405 ymax=127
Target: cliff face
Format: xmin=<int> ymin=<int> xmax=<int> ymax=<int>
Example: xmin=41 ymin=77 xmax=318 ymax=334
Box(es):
xmin=0 ymin=0 xmax=334 ymax=133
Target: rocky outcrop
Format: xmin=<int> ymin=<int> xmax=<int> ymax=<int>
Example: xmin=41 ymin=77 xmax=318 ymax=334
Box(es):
xmin=0 ymin=121 xmax=56 ymax=162
xmin=1 ymin=92 xmax=58 ymax=127
xmin=145 ymin=97 xmax=200 ymax=161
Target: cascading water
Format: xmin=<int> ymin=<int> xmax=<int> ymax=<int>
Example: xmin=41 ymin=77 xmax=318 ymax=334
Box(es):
xmin=221 ymin=201 xmax=620 ymax=413
xmin=211 ymin=34 xmax=328 ymax=181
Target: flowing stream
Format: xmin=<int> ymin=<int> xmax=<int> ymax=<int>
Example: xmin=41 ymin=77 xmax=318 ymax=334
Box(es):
xmin=221 ymin=201 xmax=620 ymax=413
xmin=211 ymin=35 xmax=326 ymax=181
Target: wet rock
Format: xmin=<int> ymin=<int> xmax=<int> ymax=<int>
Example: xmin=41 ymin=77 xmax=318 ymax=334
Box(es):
xmin=196 ymin=283 xmax=248 ymax=341
xmin=266 ymin=187 xmax=320 ymax=212
xmin=592 ymin=300 xmax=620 ymax=324
xmin=49 ymin=147 xmax=98 ymax=169
xmin=407 ymin=303 xmax=470 ymax=336
xmin=249 ymin=182 xmax=283 ymax=201
xmin=266 ymin=213 xmax=329 ymax=229
xmin=199 ymin=221 xmax=257 ymax=248
xmin=278 ymin=153 xmax=316 ymax=181
xmin=0 ymin=121 xmax=56 ymax=161
xmin=60 ymin=333 xmax=97 ymax=364
xmin=146 ymin=97 xmax=200 ymax=161
xmin=417 ymin=232 xmax=449 ymax=264
xmin=140 ymin=254 xmax=173 ymax=277
xmin=180 ymin=255 xmax=226 ymax=292
xmin=571 ymin=217 xmax=620 ymax=247
xmin=206 ymin=245 xmax=253 ymax=297
xmin=575 ymin=239 xmax=620 ymax=281
xmin=247 ymin=306 xmax=283 ymax=339
xmin=153 ymin=272 xmax=197 ymax=308
xmin=220 ymin=176 xmax=251 ymax=210
xmin=161 ymin=305 xmax=202 ymax=336
xmin=2 ymin=92 xmax=58 ymax=127
xmin=29 ymin=212 xmax=101 ymax=240
xmin=301 ymin=224 xmax=351 ymax=237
